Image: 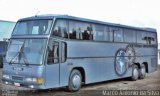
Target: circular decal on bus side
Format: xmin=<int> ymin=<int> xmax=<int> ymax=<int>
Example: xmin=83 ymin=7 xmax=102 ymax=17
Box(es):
xmin=114 ymin=45 xmax=135 ymax=76
xmin=114 ymin=48 xmax=128 ymax=76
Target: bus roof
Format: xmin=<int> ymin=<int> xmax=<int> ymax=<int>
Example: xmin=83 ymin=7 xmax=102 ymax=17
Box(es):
xmin=19 ymin=14 xmax=156 ymax=33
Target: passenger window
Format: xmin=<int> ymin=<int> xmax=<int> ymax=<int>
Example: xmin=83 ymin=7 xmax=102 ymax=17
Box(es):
xmin=52 ymin=19 xmax=68 ymax=38
xmin=137 ymin=31 xmax=148 ymax=44
xmin=112 ymin=28 xmax=123 ymax=42
xmin=146 ymin=33 xmax=157 ymax=44
xmin=109 ymin=27 xmax=114 ymax=42
xmin=104 ymin=26 xmax=109 ymax=41
xmin=47 ymin=41 xmax=59 ymax=64
xmin=152 ymin=33 xmax=157 ymax=44
xmin=69 ymin=20 xmax=93 ymax=40
xmin=124 ymin=29 xmax=136 ymax=43
xmin=92 ymin=24 xmax=105 ymax=41
xmin=69 ymin=21 xmax=81 ymax=39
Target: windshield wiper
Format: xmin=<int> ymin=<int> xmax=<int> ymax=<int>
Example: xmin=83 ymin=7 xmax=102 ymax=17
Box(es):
xmin=9 ymin=51 xmax=20 ymax=64
xmin=9 ymin=42 xmax=24 ymax=64
xmin=9 ymin=41 xmax=29 ymax=66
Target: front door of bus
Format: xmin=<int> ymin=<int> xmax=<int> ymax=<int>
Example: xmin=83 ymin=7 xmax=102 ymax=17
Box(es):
xmin=45 ymin=40 xmax=60 ymax=88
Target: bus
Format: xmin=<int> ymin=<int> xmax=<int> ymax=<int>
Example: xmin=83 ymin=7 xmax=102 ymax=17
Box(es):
xmin=0 ymin=20 xmax=15 ymax=68
xmin=2 ymin=15 xmax=158 ymax=91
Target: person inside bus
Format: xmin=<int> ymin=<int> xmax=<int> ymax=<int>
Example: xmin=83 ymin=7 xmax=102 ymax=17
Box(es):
xmin=83 ymin=30 xmax=89 ymax=40
xmin=47 ymin=44 xmax=59 ymax=64
xmin=52 ymin=26 xmax=59 ymax=36
xmin=61 ymin=27 xmax=68 ymax=38
xmin=52 ymin=26 xmax=68 ymax=38
xmin=70 ymin=29 xmax=77 ymax=39
xmin=39 ymin=26 xmax=46 ymax=34
xmin=47 ymin=47 xmax=53 ymax=64
xmin=87 ymin=26 xmax=93 ymax=40
xmin=83 ymin=26 xmax=92 ymax=40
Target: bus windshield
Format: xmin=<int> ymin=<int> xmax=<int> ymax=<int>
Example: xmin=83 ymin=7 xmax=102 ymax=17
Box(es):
xmin=12 ymin=20 xmax=52 ymax=35
xmin=5 ymin=39 xmax=47 ymax=65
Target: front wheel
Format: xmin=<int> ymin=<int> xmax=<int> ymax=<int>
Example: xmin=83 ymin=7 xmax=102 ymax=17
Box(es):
xmin=139 ymin=64 xmax=146 ymax=79
xmin=68 ymin=69 xmax=82 ymax=92
xmin=131 ymin=65 xmax=139 ymax=81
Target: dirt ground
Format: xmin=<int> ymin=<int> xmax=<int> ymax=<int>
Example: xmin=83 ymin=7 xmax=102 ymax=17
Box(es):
xmin=0 ymin=65 xmax=160 ymax=96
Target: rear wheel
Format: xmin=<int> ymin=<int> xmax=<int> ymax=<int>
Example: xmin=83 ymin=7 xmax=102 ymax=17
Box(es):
xmin=139 ymin=64 xmax=146 ymax=79
xmin=68 ymin=69 xmax=82 ymax=92
xmin=131 ymin=64 xmax=139 ymax=81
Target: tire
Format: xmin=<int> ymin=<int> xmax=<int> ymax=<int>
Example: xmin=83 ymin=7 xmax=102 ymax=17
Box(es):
xmin=68 ymin=69 xmax=82 ymax=92
xmin=139 ymin=64 xmax=146 ymax=79
xmin=131 ymin=64 xmax=139 ymax=81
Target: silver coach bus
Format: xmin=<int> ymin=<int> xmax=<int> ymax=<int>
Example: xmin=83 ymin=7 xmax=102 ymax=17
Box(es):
xmin=2 ymin=15 xmax=158 ymax=91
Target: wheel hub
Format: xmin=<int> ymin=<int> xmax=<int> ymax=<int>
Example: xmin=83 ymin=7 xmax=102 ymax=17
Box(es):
xmin=133 ymin=68 xmax=139 ymax=79
xmin=141 ymin=67 xmax=145 ymax=75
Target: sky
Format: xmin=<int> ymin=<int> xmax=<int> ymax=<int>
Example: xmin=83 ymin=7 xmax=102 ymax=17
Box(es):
xmin=0 ymin=0 xmax=160 ymax=42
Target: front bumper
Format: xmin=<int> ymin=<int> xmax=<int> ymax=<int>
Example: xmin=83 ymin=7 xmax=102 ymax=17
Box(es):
xmin=2 ymin=78 xmax=46 ymax=89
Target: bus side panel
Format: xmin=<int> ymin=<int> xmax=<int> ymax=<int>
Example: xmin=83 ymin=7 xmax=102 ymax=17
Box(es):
xmin=67 ymin=41 xmax=132 ymax=84
xmin=77 ymin=58 xmax=132 ymax=84
xmin=66 ymin=41 xmax=157 ymax=84
xmin=59 ymin=62 xmax=71 ymax=87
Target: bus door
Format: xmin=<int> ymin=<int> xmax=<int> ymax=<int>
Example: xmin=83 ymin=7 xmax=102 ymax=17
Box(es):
xmin=45 ymin=40 xmax=60 ymax=88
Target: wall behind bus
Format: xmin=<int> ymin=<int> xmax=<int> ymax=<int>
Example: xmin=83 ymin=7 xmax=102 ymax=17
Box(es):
xmin=0 ymin=20 xmax=15 ymax=41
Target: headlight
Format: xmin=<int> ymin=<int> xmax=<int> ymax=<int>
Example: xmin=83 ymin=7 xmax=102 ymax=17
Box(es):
xmin=3 ymin=74 xmax=10 ymax=79
xmin=25 ymin=78 xmax=37 ymax=82
xmin=25 ymin=77 xmax=43 ymax=84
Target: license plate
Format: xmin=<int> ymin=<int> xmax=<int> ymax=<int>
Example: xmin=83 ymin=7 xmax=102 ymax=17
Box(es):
xmin=14 ymin=83 xmax=20 ymax=86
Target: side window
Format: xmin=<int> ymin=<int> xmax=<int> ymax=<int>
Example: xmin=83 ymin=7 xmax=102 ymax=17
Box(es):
xmin=52 ymin=19 xmax=68 ymax=38
xmin=83 ymin=26 xmax=93 ymax=40
xmin=137 ymin=31 xmax=143 ymax=44
xmin=69 ymin=20 xmax=92 ymax=40
xmin=104 ymin=26 xmax=109 ymax=41
xmin=47 ymin=41 xmax=59 ymax=64
xmin=61 ymin=42 xmax=67 ymax=63
xmin=112 ymin=27 xmax=123 ymax=42
xmin=137 ymin=31 xmax=148 ymax=44
xmin=146 ymin=32 xmax=157 ymax=44
xmin=14 ymin=22 xmax=27 ymax=34
xmin=124 ymin=29 xmax=136 ymax=43
xmin=152 ymin=33 xmax=157 ymax=44
xmin=69 ymin=21 xmax=78 ymax=39
xmin=109 ymin=27 xmax=114 ymax=42
xmin=92 ymin=24 xmax=105 ymax=41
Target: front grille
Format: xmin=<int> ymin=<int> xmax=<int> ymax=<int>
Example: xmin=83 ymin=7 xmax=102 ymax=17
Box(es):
xmin=12 ymin=76 xmax=23 ymax=81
